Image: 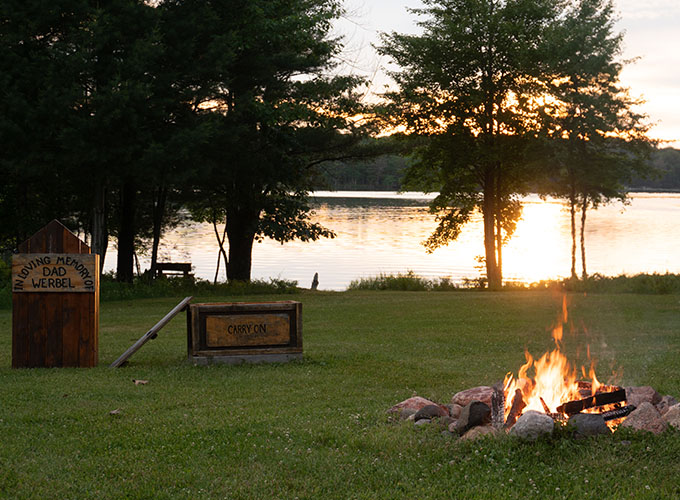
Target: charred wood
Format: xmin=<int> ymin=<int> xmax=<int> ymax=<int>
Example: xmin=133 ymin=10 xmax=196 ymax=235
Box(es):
xmin=601 ymin=405 xmax=637 ymax=422
xmin=491 ymin=382 xmax=505 ymax=428
xmin=504 ymin=389 xmax=525 ymax=428
xmin=540 ymin=397 xmax=551 ymax=414
xmin=557 ymin=389 xmax=626 ymax=415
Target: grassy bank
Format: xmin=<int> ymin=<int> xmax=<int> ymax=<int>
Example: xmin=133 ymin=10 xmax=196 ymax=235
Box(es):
xmin=1 ymin=291 xmax=679 ymax=499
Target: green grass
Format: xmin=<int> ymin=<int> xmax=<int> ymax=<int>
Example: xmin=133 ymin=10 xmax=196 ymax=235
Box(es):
xmin=1 ymin=291 xmax=679 ymax=499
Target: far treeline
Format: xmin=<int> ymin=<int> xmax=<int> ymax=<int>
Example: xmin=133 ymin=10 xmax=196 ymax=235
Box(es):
xmin=322 ymin=147 xmax=680 ymax=192
xmin=0 ymin=0 xmax=664 ymax=289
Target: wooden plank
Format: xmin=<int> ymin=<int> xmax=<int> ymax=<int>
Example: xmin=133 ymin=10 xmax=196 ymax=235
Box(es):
xmin=12 ymin=294 xmax=29 ymax=368
xmin=192 ymin=353 xmax=303 ymax=365
xmin=27 ymin=294 xmax=47 ymax=367
xmin=61 ymin=293 xmax=80 ymax=366
xmin=186 ymin=305 xmax=193 ymax=357
xmin=78 ymin=293 xmax=95 ymax=367
xmin=193 ymin=301 xmax=298 ymax=313
xmin=45 ymin=294 xmax=63 ymax=367
xmin=190 ymin=304 xmax=202 ymax=358
xmin=294 ymin=302 xmax=303 ymax=348
xmin=110 ymin=297 xmax=192 ymax=368
xmin=191 ymin=346 xmax=303 ymax=357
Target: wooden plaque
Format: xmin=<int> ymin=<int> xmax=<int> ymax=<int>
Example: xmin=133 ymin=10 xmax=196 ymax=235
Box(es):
xmin=206 ymin=313 xmax=291 ymax=347
xmin=188 ymin=301 xmax=302 ymax=365
xmin=12 ymin=254 xmax=98 ymax=293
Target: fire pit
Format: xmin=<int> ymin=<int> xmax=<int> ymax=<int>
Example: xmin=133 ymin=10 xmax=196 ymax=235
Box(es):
xmin=389 ymin=295 xmax=680 ymax=439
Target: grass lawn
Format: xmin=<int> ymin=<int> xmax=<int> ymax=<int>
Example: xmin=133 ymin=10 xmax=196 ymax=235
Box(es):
xmin=1 ymin=291 xmax=679 ymax=499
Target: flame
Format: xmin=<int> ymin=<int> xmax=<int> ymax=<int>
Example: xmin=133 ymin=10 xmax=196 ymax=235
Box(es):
xmin=503 ymin=294 xmax=606 ymax=419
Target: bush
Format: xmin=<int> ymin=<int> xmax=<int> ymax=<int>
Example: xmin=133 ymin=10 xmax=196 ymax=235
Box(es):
xmin=348 ymin=271 xmax=460 ymax=291
xmin=100 ymin=274 xmax=299 ymax=301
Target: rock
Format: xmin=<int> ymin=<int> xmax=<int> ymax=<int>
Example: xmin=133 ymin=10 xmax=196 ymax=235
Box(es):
xmin=414 ymin=418 xmax=431 ymax=427
xmin=454 ymin=401 xmax=491 ymax=435
xmin=567 ymin=413 xmax=611 ymax=438
xmin=663 ymin=403 xmax=680 ymax=429
xmin=439 ymin=416 xmax=455 ymax=428
xmin=414 ymin=404 xmax=449 ymax=421
xmin=399 ymin=408 xmax=417 ymax=420
xmin=509 ymin=411 xmax=554 ymax=441
xmin=388 ymin=396 xmax=444 ymax=417
xmin=447 ymin=403 xmax=463 ymax=419
xmin=452 ymin=386 xmax=494 ymax=408
xmin=447 ymin=420 xmax=459 ymax=433
xmin=461 ymin=425 xmax=499 ymax=441
xmin=625 ymin=386 xmax=662 ymax=407
xmin=621 ymin=402 xmax=667 ymax=435
xmin=655 ymin=395 xmax=678 ymax=416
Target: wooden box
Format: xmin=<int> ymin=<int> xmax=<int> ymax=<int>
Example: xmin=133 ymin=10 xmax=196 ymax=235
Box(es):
xmin=188 ymin=301 xmax=302 ymax=365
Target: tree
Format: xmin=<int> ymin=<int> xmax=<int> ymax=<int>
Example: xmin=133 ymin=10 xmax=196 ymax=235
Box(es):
xmin=0 ymin=0 xmax=91 ymax=252
xmin=543 ymin=0 xmax=655 ymax=279
xmin=0 ymin=0 xmax=194 ymax=280
xmin=164 ymin=0 xmax=372 ymax=281
xmin=378 ymin=0 xmax=563 ymax=289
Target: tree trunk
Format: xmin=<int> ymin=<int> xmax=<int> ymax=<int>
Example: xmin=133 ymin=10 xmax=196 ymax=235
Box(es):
xmin=483 ymin=171 xmax=501 ymax=290
xmin=90 ymin=181 xmax=108 ymax=272
xmin=149 ymin=185 xmax=168 ymax=280
xmin=225 ymin=207 xmax=259 ymax=282
xmin=212 ymin=216 xmax=228 ymax=284
xmin=116 ymin=179 xmax=137 ymax=283
xmin=495 ymin=172 xmax=503 ymax=285
xmin=569 ymin=187 xmax=577 ymax=280
xmin=580 ymin=193 xmax=588 ymax=280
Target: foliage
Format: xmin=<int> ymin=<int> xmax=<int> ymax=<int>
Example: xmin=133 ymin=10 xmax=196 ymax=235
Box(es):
xmin=629 ymin=147 xmax=680 ymax=191
xmin=540 ymin=0 xmax=656 ymax=280
xmin=0 ymin=0 xmax=371 ymax=282
xmin=99 ymin=274 xmax=299 ymax=302
xmin=1 ymin=292 xmax=680 ymax=498
xmin=378 ymin=0 xmax=567 ymax=289
xmin=563 ymin=272 xmax=680 ymax=295
xmin=378 ymin=0 xmax=656 ymax=289
xmin=348 ymin=271 xmax=479 ymax=291
xmin=346 ymin=271 xmax=680 ymax=295
xmin=174 ymin=0 xmax=374 ymax=282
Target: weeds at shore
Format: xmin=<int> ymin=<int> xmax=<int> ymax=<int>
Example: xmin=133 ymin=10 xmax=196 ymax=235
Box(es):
xmin=348 ymin=271 xmax=680 ymax=295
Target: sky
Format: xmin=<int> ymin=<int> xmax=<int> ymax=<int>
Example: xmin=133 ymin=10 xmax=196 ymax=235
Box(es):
xmin=333 ymin=0 xmax=680 ymax=147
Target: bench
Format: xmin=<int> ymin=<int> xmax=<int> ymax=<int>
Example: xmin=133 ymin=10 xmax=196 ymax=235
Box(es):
xmin=155 ymin=262 xmax=192 ymax=279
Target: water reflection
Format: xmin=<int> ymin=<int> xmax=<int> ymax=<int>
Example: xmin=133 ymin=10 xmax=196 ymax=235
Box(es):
xmin=104 ymin=192 xmax=680 ymax=290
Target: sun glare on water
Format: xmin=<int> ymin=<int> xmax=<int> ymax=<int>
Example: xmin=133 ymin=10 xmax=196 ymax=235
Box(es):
xmin=502 ymin=197 xmax=571 ymax=284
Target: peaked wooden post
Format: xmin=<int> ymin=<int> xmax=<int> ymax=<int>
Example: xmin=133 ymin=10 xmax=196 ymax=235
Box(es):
xmin=12 ymin=220 xmax=99 ymax=368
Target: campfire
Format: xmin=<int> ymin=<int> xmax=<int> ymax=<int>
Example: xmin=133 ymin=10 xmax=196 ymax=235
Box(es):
xmin=502 ymin=295 xmax=632 ymax=429
xmin=389 ymin=294 xmax=679 ymax=439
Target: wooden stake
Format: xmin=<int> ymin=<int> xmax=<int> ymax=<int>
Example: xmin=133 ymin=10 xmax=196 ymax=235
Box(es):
xmin=110 ymin=296 xmax=192 ymax=368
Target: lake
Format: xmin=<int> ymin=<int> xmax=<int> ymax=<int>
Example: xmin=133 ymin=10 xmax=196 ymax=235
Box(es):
xmin=103 ymin=191 xmax=680 ymax=290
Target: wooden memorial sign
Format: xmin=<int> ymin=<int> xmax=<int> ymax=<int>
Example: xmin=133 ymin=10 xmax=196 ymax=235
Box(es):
xmin=12 ymin=220 xmax=99 ymax=368
xmin=188 ymin=301 xmax=302 ymax=364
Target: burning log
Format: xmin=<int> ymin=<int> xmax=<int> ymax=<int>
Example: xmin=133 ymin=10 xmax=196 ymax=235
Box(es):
xmin=539 ymin=397 xmax=551 ymax=414
xmin=601 ymin=405 xmax=637 ymax=422
xmin=556 ymin=388 xmax=627 ymax=415
xmin=504 ymin=389 xmax=526 ymax=428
